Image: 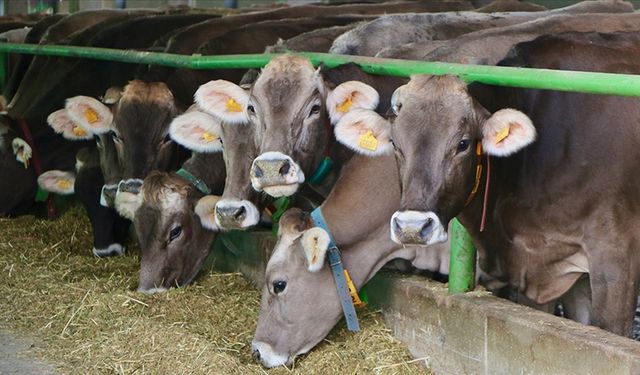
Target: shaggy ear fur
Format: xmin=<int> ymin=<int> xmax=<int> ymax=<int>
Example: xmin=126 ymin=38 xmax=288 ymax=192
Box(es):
xmin=65 ymin=96 xmax=113 ymax=134
xmin=194 ymin=80 xmax=249 ymax=124
xmin=47 ymin=109 xmax=93 ymax=140
xmin=37 ymin=170 xmax=75 ymax=195
xmin=334 ymin=108 xmax=393 ymax=157
xmin=326 ymin=81 xmax=379 ymax=125
xmin=482 ymin=108 xmax=536 ymax=157
xmin=195 ymin=195 xmax=222 ymax=231
xmin=11 ymin=137 xmax=31 ymax=169
xmin=169 ymin=111 xmax=223 ymax=153
xmin=301 ymin=227 xmax=330 ymax=272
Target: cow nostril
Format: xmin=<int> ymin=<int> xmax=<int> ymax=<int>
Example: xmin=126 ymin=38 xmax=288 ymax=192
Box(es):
xmin=253 ymin=348 xmax=261 ymax=360
xmin=279 ymin=161 xmax=290 ymax=175
xmin=420 ymin=218 xmax=434 ymax=239
xmin=392 ymin=217 xmax=403 ymax=234
xmin=234 ymin=206 xmax=246 ymax=220
xmin=254 ymin=165 xmax=264 ymax=178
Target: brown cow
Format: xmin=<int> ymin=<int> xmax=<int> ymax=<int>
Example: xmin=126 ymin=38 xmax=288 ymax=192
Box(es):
xmin=332 ymin=31 xmax=640 ymax=337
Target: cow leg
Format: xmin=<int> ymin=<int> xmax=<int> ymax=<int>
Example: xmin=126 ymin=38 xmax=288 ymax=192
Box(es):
xmin=560 ymin=274 xmax=592 ymax=325
xmin=588 ymin=242 xmax=640 ymax=337
xmin=75 ymin=165 xmax=127 ymax=257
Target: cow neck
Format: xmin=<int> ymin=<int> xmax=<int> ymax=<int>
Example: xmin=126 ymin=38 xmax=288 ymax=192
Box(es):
xmin=176 ymin=168 xmax=210 ymax=195
xmin=462 ymin=141 xmax=490 ymax=232
xmin=17 ymin=117 xmax=56 ymax=219
xmin=307 ymin=115 xmax=335 ymax=185
xmin=310 ymin=207 xmax=363 ymax=332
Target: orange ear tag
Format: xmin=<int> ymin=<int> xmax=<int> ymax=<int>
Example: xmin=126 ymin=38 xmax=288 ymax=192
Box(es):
xmin=336 ymin=95 xmax=353 ymax=113
xmin=84 ymin=108 xmax=99 ymax=124
xmin=344 ymin=270 xmax=365 ymax=308
xmin=226 ymin=98 xmax=243 ymax=112
xmin=495 ymin=126 xmax=510 ymax=144
xmin=72 ymin=126 xmax=87 ymax=137
xmin=202 ymin=132 xmax=218 ymax=143
xmin=358 ymin=130 xmax=378 ymax=152
xmin=57 ymin=179 xmax=72 ymax=191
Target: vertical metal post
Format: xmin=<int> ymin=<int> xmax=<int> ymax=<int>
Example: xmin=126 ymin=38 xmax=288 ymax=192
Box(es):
xmin=448 ymin=218 xmax=477 ymax=294
xmin=68 ymin=0 xmax=79 ymax=13
xmin=0 ymin=51 xmax=6 ymax=94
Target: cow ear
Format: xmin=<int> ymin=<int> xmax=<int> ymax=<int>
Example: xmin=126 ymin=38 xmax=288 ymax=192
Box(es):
xmin=326 ymin=81 xmax=379 ymax=125
xmin=482 ymin=108 xmax=536 ymax=157
xmin=301 ymin=227 xmax=330 ymax=272
xmin=195 ymin=80 xmax=249 ymax=124
xmin=65 ymin=96 xmax=113 ymax=134
xmin=195 ymin=195 xmax=222 ymax=231
xmin=334 ymin=108 xmax=393 ymax=156
xmin=169 ymin=111 xmax=223 ymax=153
xmin=47 ymin=109 xmax=93 ymax=140
xmin=37 ymin=170 xmax=75 ymax=195
xmin=11 ymin=138 xmax=31 ymax=169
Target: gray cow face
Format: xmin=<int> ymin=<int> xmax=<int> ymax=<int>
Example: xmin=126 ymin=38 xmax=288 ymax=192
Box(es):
xmin=134 ymin=171 xmax=220 ymax=293
xmin=65 ymin=80 xmax=180 ymax=220
xmin=333 ymin=75 xmax=536 ymax=246
xmin=251 ymin=208 xmax=341 ymax=368
xmin=195 ymin=55 xmax=379 ymax=198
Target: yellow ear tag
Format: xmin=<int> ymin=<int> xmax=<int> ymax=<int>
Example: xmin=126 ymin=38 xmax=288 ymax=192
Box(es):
xmin=72 ymin=126 xmax=87 ymax=137
xmin=84 ymin=108 xmax=99 ymax=124
xmin=202 ymin=132 xmax=218 ymax=143
xmin=336 ymin=95 xmax=353 ymax=113
xmin=226 ymin=98 xmax=243 ymax=113
xmin=57 ymin=179 xmax=72 ymax=191
xmin=495 ymin=126 xmax=510 ymax=144
xmin=358 ymin=130 xmax=378 ymax=152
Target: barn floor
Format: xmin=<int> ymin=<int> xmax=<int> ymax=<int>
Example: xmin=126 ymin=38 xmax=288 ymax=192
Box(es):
xmin=0 ymin=206 xmax=427 ymax=375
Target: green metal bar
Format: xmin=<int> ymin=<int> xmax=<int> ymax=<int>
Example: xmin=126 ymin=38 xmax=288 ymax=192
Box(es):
xmin=0 ymin=51 xmax=6 ymax=94
xmin=1 ymin=43 xmax=640 ymax=97
xmin=68 ymin=0 xmax=79 ymax=13
xmin=449 ymin=218 xmax=476 ymax=294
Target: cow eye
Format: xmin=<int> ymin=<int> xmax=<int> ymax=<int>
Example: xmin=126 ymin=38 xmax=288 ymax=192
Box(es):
xmin=390 ymin=138 xmax=397 ymax=150
xmin=457 ymin=139 xmax=470 ymax=153
xmin=309 ymin=104 xmax=321 ymax=117
xmin=169 ymin=226 xmax=182 ymax=243
xmin=247 ymin=104 xmax=256 ymax=114
xmin=272 ymin=280 xmax=287 ymax=294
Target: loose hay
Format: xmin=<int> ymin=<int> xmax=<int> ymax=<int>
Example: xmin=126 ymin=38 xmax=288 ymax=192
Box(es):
xmin=0 ymin=205 xmax=429 ymax=374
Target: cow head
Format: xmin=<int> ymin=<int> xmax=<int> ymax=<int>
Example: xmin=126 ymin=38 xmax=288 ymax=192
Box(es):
xmin=169 ymin=109 xmax=260 ymax=230
xmin=252 ymin=208 xmax=341 ymax=368
xmin=135 ymin=171 xmax=220 ymax=293
xmin=65 ymin=80 xmax=181 ymax=220
xmin=195 ymin=55 xmax=378 ymax=198
xmin=334 ymin=75 xmax=536 ymax=245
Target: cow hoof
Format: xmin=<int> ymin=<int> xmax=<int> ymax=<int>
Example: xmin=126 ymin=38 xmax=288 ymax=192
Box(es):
xmin=92 ymin=243 xmax=125 ymax=258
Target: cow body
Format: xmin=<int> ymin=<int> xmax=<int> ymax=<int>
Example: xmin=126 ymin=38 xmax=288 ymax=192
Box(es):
xmin=329 ymin=0 xmax=632 ymax=57
xmin=336 ymin=31 xmax=640 ymax=337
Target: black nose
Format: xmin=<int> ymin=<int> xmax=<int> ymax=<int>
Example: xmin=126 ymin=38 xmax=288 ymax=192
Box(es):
xmin=279 ymin=161 xmax=290 ymax=175
xmin=253 ymin=348 xmax=261 ymax=360
xmin=254 ymin=165 xmax=264 ymax=178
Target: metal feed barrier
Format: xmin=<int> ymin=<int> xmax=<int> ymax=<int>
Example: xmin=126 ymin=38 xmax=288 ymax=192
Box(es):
xmin=2 ymin=42 xmax=640 ymax=294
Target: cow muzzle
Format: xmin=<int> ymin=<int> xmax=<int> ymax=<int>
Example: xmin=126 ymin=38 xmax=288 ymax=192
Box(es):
xmin=215 ymin=199 xmax=259 ymax=230
xmin=390 ymin=210 xmax=448 ymax=245
xmin=115 ymin=178 xmax=143 ymax=220
xmin=250 ymin=152 xmax=305 ymax=197
xmin=100 ymin=184 xmax=118 ymax=208
xmin=251 ymin=341 xmax=291 ymax=368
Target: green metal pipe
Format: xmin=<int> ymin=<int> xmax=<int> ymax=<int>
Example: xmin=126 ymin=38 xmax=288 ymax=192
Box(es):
xmin=449 ymin=218 xmax=477 ymax=294
xmin=1 ymin=43 xmax=640 ymax=97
